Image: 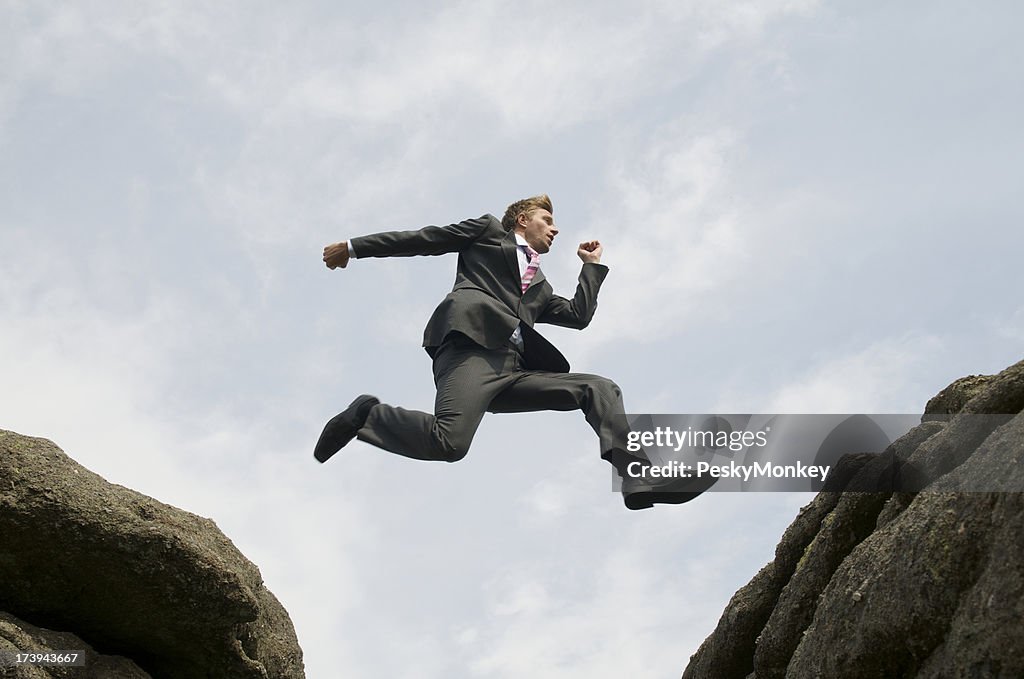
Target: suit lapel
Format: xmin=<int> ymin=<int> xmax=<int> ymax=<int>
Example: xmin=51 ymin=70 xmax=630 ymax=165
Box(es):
xmin=501 ymin=229 xmax=520 ymax=286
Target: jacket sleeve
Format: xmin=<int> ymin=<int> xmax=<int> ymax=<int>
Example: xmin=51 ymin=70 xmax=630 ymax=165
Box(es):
xmin=536 ymin=262 xmax=609 ymax=330
xmin=350 ymin=215 xmax=493 ymax=258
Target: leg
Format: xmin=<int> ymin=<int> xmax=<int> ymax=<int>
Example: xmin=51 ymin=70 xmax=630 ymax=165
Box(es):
xmin=490 ymin=372 xmax=707 ymax=510
xmin=356 ymin=339 xmax=520 ymax=462
xmin=488 ymin=371 xmax=632 ymax=464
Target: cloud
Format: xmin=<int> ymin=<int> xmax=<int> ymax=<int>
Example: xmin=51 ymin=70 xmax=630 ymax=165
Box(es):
xmin=0 ymin=220 xmax=382 ymax=677
xmin=235 ymin=0 xmax=819 ymax=130
xmin=466 ymin=549 xmax=691 ymax=677
xmin=737 ymin=333 xmax=947 ymax=413
xmin=560 ymin=117 xmax=821 ymax=358
xmin=461 ymin=491 xmax=812 ymax=678
xmin=995 ymin=305 xmax=1024 ymax=342
xmin=0 ymin=0 xmax=818 ymax=251
xmin=27 ymin=5 xmax=1019 ymax=679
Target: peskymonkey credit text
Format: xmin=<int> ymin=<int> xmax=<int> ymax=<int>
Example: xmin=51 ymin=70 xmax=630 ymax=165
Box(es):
xmin=624 ymin=459 xmax=831 ymax=481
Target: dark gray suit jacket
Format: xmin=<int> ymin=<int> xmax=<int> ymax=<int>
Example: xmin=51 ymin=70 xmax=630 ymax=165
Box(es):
xmin=351 ymin=214 xmax=609 ymax=373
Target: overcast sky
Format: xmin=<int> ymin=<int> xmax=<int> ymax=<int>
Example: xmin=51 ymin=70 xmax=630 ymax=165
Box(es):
xmin=2 ymin=2 xmax=1022 ymax=677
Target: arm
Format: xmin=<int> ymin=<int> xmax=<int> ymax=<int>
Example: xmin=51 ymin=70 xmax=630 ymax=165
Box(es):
xmin=537 ymin=241 xmax=609 ymax=329
xmin=323 ymin=215 xmax=493 ymax=269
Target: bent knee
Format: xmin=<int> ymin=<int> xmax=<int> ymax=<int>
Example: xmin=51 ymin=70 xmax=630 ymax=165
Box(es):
xmin=430 ymin=416 xmax=476 ymax=463
xmin=436 ymin=439 xmax=470 ymax=463
xmin=443 ymin=447 xmax=469 ymax=463
xmin=594 ymin=377 xmax=621 ymax=398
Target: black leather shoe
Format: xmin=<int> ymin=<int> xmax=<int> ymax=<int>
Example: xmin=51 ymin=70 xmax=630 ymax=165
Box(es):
xmin=314 ymin=395 xmax=380 ymax=463
xmin=620 ymin=465 xmax=718 ymax=510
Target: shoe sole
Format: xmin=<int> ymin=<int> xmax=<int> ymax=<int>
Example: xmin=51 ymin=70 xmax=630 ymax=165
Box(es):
xmin=623 ymin=475 xmax=718 ymax=510
xmin=624 ymin=490 xmax=703 ymax=510
xmin=313 ymin=396 xmax=379 ymax=463
xmin=313 ymin=413 xmax=356 ymax=463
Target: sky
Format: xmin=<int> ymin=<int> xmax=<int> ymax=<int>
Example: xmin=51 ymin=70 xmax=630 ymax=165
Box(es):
xmin=2 ymin=1 xmax=1022 ymax=677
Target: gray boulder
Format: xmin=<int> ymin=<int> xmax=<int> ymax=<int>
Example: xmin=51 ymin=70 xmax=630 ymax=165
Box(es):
xmin=0 ymin=430 xmax=304 ymax=679
xmin=683 ymin=358 xmax=1024 ymax=679
xmin=0 ymin=611 xmax=149 ymax=678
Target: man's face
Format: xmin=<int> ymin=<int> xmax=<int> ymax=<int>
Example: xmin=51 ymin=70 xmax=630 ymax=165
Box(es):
xmin=516 ymin=208 xmax=558 ymax=254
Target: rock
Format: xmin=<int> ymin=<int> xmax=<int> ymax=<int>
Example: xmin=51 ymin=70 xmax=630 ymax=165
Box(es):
xmin=0 ymin=430 xmax=304 ymax=679
xmin=680 ymin=455 xmax=861 ymax=679
xmin=0 ymin=611 xmax=150 ymax=678
xmin=922 ymin=374 xmax=994 ymax=420
xmin=682 ymin=358 xmax=1024 ymax=678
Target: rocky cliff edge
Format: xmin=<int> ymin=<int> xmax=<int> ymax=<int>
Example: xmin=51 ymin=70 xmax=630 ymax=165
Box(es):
xmin=682 ymin=358 xmax=1024 ymax=678
xmin=0 ymin=431 xmax=305 ymax=679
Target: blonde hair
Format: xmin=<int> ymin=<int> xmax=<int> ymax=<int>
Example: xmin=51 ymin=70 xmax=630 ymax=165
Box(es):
xmin=501 ymin=194 xmax=553 ymax=231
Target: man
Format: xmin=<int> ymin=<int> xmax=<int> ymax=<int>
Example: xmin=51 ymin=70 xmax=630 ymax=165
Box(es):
xmin=316 ymin=195 xmax=699 ymax=509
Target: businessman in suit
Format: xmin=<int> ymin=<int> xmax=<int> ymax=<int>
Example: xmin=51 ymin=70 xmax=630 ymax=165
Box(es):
xmin=316 ymin=195 xmax=701 ymax=509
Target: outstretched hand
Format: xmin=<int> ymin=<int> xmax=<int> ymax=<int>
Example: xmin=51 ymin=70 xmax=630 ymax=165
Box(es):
xmin=577 ymin=240 xmax=603 ymax=264
xmin=323 ymin=241 xmax=350 ymax=269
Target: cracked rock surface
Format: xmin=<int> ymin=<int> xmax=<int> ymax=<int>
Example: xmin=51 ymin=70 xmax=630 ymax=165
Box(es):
xmin=682 ymin=359 xmax=1024 ymax=679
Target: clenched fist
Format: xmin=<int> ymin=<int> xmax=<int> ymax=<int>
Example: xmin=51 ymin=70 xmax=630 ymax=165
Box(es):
xmin=323 ymin=241 xmax=350 ymax=269
xmin=577 ymin=240 xmax=603 ymax=264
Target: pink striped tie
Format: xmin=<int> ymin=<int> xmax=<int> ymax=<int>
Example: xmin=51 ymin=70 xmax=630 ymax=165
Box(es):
xmin=521 ymin=246 xmax=540 ymax=293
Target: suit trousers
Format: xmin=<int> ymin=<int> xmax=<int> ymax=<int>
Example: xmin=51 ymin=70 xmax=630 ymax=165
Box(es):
xmin=356 ymin=334 xmax=630 ymax=464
